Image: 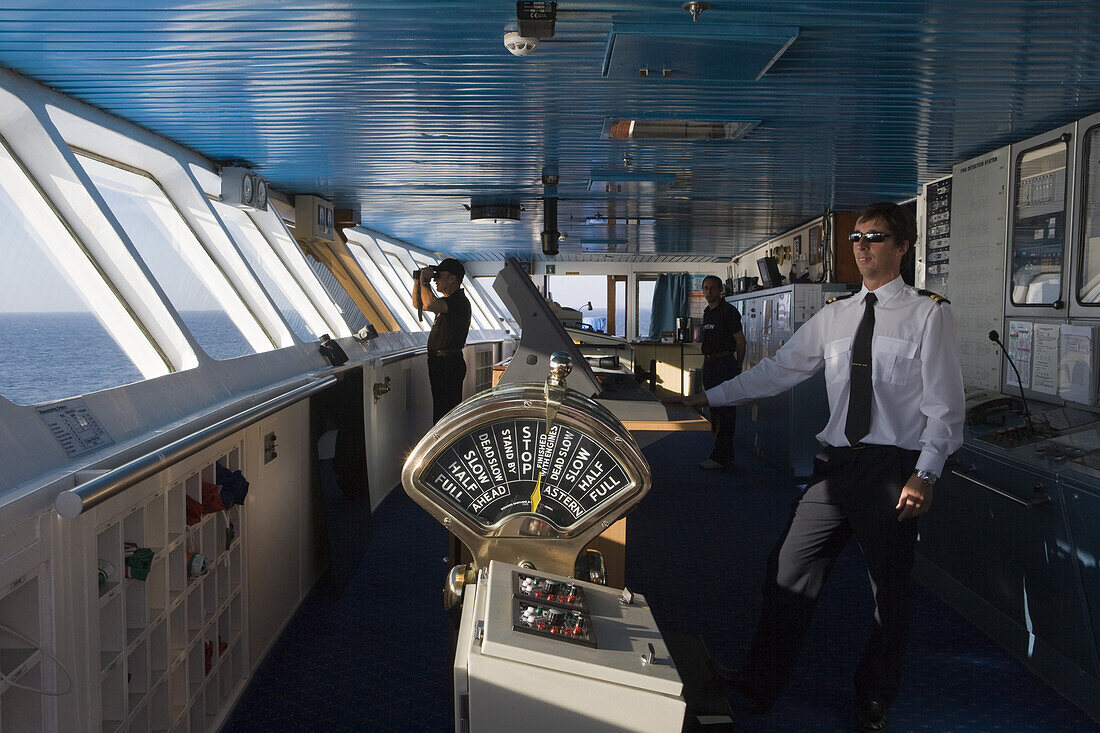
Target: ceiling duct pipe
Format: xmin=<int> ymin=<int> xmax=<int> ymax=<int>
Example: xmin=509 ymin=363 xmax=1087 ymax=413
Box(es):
xmin=541 ymin=195 xmax=560 ymax=256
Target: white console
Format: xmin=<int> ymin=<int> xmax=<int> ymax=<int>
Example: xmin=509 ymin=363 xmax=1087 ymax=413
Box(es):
xmin=453 ymin=560 xmax=685 ymax=732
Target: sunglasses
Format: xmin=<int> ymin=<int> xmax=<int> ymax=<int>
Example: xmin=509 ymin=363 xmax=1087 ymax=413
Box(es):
xmin=848 ymin=231 xmax=897 ymax=243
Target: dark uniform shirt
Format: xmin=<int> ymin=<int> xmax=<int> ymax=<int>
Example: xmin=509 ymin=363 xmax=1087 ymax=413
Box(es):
xmin=427 ymin=289 xmax=472 ymax=350
xmin=701 ymin=300 xmax=743 ymax=357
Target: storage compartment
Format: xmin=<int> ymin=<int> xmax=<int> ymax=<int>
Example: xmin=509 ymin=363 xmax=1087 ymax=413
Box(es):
xmin=1 ymin=660 xmax=44 ymax=732
xmin=98 ymin=523 xmax=123 ymax=599
xmin=169 ymin=602 xmax=187 ymax=659
xmin=101 ymin=658 xmax=125 ymax=732
xmin=168 ymin=544 xmax=186 ymax=598
xmin=125 ymin=579 xmax=147 ymax=647
xmin=920 ymin=447 xmax=1097 ymax=676
xmin=100 ymin=592 xmax=124 ymax=671
xmin=167 ymin=483 xmax=186 ymax=543
xmin=149 ymin=619 xmax=168 ymax=685
xmin=149 ymin=679 xmax=170 ymax=733
xmin=0 ymin=576 xmax=45 ymax=732
xmin=169 ymin=659 xmax=187 ymax=726
xmin=127 ymin=638 xmax=149 ymax=711
xmin=146 ymin=555 xmax=168 ymax=623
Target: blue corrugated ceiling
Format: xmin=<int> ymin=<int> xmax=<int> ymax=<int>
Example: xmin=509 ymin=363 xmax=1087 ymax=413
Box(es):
xmin=3 ymin=1 xmax=1100 ymax=259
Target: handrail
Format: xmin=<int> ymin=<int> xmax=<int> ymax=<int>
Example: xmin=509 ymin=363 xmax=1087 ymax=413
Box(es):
xmin=376 ymin=336 xmax=501 ymax=367
xmin=950 ymin=468 xmax=1051 ymax=509
xmin=378 ymin=346 xmax=426 ymax=366
xmin=55 ymin=375 xmax=338 ymax=519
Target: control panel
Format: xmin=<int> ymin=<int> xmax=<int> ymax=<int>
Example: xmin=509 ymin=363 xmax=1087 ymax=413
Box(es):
xmin=512 ymin=571 xmax=595 ymax=647
xmin=454 ymin=561 xmax=685 ymax=732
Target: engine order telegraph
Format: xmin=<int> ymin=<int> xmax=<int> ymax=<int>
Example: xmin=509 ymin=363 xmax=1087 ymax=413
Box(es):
xmin=401 ymin=353 xmax=686 ymax=733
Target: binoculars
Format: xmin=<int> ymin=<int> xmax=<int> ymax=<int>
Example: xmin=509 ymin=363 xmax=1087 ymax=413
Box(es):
xmin=412 ymin=265 xmax=438 ymax=279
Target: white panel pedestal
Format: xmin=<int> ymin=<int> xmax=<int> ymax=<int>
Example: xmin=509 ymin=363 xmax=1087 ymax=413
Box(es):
xmin=454 ymin=560 xmax=685 ymax=732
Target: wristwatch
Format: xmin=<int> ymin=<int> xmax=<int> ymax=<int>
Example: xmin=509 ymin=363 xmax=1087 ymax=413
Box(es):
xmin=914 ymin=469 xmax=938 ymax=488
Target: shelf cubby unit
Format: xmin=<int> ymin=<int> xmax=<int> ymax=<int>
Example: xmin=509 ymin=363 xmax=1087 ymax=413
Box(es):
xmin=149 ymin=679 xmax=170 ymax=733
xmin=101 ymin=657 xmax=125 ymax=733
xmin=99 ymin=592 xmax=123 ymax=672
xmin=83 ymin=444 xmax=248 ymax=733
xmin=0 ymin=574 xmax=45 ymax=731
xmin=1 ymin=661 xmax=44 ymax=732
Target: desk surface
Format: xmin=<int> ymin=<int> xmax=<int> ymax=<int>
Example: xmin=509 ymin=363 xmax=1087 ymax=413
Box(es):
xmin=621 ymin=402 xmax=710 ymax=433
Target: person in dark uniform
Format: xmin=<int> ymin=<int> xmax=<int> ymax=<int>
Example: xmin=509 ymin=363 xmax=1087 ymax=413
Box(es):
xmin=685 ymin=202 xmax=964 ymax=731
xmin=413 ymin=257 xmax=472 ymax=423
xmin=698 ymin=275 xmax=747 ymax=469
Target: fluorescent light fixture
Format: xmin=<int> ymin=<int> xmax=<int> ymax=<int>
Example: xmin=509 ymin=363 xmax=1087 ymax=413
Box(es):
xmin=581 ymin=240 xmax=631 ymax=253
xmin=603 ymin=118 xmax=759 ymax=141
xmin=587 ymin=171 xmax=676 ymax=193
xmin=583 ymin=216 xmax=655 ymax=226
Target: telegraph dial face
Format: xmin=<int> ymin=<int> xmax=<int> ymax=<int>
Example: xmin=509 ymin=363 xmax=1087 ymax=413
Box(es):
xmin=418 ymin=417 xmax=633 ymax=532
xmin=402 ymin=382 xmax=651 ymax=573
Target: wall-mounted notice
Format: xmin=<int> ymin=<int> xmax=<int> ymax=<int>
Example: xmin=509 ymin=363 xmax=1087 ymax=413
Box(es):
xmin=1059 ymin=325 xmax=1095 ymax=405
xmin=925 ymin=177 xmax=952 ymax=292
xmin=775 ymin=292 xmax=791 ymax=332
xmin=1006 ymin=320 xmax=1033 ymax=389
xmin=36 ymin=398 xmax=114 ymax=458
xmin=949 ymin=147 xmax=1008 ymax=391
xmin=1031 ymin=322 xmax=1060 ymax=394
xmin=689 ymin=273 xmax=708 ymax=320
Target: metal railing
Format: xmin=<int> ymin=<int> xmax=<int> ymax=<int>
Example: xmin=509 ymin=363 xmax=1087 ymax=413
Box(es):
xmin=949 ymin=467 xmax=1052 ymax=509
xmin=55 ymin=375 xmax=338 ymax=519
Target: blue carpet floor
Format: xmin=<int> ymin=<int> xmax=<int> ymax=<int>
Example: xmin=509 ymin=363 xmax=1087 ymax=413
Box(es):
xmin=223 ymin=431 xmax=1098 ymax=732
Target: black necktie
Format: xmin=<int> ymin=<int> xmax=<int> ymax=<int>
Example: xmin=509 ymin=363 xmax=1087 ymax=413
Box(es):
xmin=845 ymin=292 xmax=877 ymax=446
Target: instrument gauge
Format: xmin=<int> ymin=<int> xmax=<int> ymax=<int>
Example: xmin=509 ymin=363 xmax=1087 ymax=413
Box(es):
xmin=402 ymin=370 xmax=651 ymax=577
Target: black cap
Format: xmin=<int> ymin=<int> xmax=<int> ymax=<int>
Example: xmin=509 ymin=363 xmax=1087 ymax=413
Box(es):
xmin=435 ymin=258 xmax=465 ymax=280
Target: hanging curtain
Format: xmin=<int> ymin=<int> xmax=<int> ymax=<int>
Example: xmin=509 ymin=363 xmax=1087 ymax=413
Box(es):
xmin=648 ymin=272 xmax=691 ymax=339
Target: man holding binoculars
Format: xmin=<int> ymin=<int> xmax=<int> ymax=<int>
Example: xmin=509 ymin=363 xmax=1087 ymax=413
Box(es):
xmin=412 ymin=258 xmax=472 ymax=422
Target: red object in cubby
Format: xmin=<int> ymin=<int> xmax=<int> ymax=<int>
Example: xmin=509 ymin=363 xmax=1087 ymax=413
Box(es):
xmin=186 ymin=496 xmax=203 ymax=526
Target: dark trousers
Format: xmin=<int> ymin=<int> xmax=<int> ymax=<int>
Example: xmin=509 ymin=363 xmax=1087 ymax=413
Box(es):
xmin=702 ymin=354 xmax=739 ymax=464
xmin=428 ymin=350 xmax=466 ymax=423
xmin=743 ymin=444 xmax=920 ymax=707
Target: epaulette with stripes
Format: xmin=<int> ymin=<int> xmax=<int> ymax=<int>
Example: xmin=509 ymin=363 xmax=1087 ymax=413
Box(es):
xmin=916 ymin=288 xmax=949 ymax=304
xmin=825 ymin=291 xmax=858 ymax=305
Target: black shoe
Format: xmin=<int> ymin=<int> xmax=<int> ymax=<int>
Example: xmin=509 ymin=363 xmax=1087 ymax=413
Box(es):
xmin=706 ymin=658 xmax=771 ymax=714
xmin=856 ymin=699 xmax=888 ymax=732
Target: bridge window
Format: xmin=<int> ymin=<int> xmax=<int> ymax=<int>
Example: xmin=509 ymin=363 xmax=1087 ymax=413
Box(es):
xmin=251 ymin=206 xmax=353 ymax=339
xmin=472 ymin=276 xmax=506 ymax=315
xmin=344 ymin=231 xmax=422 ymax=331
xmin=214 ymin=201 xmax=328 ymax=342
xmin=547 ymin=275 xmax=609 ymax=333
xmin=402 ymin=249 xmax=497 ymax=330
xmin=372 ymin=239 xmax=433 ymax=331
xmin=462 ymin=277 xmax=501 ymax=331
xmin=75 ymin=153 xmax=274 ymax=359
xmin=637 ymin=276 xmax=658 ymax=339
xmin=304 ymin=257 xmax=372 ymax=335
xmin=0 ymin=139 xmax=168 ymax=405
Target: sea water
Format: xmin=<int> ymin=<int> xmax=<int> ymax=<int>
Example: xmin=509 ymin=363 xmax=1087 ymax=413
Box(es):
xmin=0 ymin=311 xmax=252 ymax=406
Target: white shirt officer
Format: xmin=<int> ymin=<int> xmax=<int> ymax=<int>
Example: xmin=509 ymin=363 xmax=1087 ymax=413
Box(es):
xmin=702 ymin=274 xmax=964 ymax=479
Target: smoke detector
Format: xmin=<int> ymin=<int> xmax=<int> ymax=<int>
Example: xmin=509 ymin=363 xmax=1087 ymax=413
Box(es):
xmin=504 ymin=31 xmax=539 ymax=56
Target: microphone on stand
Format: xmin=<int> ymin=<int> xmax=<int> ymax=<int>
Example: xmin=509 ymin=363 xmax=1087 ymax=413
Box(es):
xmin=988 ymin=330 xmax=1036 ymax=434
